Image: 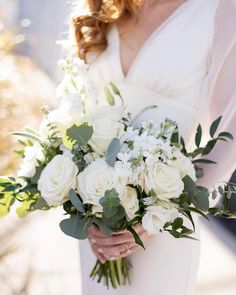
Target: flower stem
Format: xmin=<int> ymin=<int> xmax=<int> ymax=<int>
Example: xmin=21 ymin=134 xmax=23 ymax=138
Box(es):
xmin=116 ymin=258 xmax=124 ymax=286
xmin=90 ymin=258 xmax=131 ymax=289
xmin=109 ymin=261 xmax=117 ymax=288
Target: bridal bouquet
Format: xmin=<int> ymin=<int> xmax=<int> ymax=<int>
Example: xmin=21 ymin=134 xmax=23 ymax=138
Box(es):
xmin=1 ymin=56 xmax=235 ymax=289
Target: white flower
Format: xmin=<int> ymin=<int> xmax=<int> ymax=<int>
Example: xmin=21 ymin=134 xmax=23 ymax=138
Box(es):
xmin=40 ymin=104 xmax=83 ymax=138
xmin=169 ymin=150 xmax=196 ymax=181
xmin=38 ymin=154 xmax=78 ymax=206
xmin=128 ymin=162 xmax=145 ymax=189
xmin=120 ymin=186 xmax=139 ymax=220
xmin=18 ymin=143 xmax=45 ymax=178
xmin=77 ymin=158 xmax=124 ymax=207
xmin=142 ymin=205 xmax=179 ymax=235
xmin=85 ymin=106 xmax=125 ymax=155
xmin=144 ymin=160 xmax=184 ymax=200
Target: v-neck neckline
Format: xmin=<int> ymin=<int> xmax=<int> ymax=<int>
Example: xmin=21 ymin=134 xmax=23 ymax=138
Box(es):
xmin=113 ymin=0 xmax=193 ymax=80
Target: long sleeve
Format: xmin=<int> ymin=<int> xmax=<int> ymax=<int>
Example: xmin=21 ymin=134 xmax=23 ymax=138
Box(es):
xmin=197 ymin=0 xmax=236 ymax=189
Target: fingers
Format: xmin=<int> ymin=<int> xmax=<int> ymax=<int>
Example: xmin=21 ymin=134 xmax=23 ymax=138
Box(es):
xmin=88 ymin=233 xmax=134 ymax=247
xmin=90 ymin=243 xmax=106 ymax=264
xmin=88 ymin=224 xmax=146 ymax=247
xmin=97 ymin=242 xmax=133 ymax=260
xmin=88 ymin=224 xmax=152 ymax=262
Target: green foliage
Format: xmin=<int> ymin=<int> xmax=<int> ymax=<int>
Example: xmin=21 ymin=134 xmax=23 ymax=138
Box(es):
xmin=10 ymin=131 xmax=42 ymax=143
xmin=99 ymin=189 xmax=127 ymax=230
xmin=64 ymin=122 xmax=93 ymax=149
xmin=218 ymin=132 xmax=234 ymax=140
xmin=170 ymin=127 xmax=179 ymax=144
xmin=0 ymin=195 xmax=15 ymax=217
xmin=182 ymin=175 xmax=209 ymax=212
xmin=60 ymin=214 xmax=92 ymax=240
xmin=183 ymin=175 xmax=197 ymax=198
xmin=195 ymin=124 xmax=202 ymax=147
xmin=188 ymin=116 xmax=233 ymax=160
xmin=71 ymin=148 xmax=87 ymax=172
xmin=69 ymin=189 xmax=85 ymax=213
xmin=106 ymin=138 xmax=121 ymax=167
xmin=109 ymin=82 xmax=121 ymax=96
xmin=164 ymin=217 xmax=195 ymax=239
xmin=100 ymin=189 xmax=121 ymax=208
xmin=192 ymin=187 xmax=209 ymax=211
xmin=104 ymin=86 xmax=115 ymax=106
xmin=93 ymin=217 xmax=113 ymax=236
xmin=16 ymin=199 xmax=36 ymax=217
xmin=192 ymin=159 xmax=217 ymax=164
xmin=210 ymin=116 xmax=222 ymax=138
xmin=127 ymin=226 xmax=145 ymax=249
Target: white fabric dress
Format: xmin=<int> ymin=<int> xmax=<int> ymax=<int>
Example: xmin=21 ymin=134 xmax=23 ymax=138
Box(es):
xmin=79 ymin=0 xmax=236 ymax=294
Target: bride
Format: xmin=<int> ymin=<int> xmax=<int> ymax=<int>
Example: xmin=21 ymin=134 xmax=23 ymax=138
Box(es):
xmin=71 ymin=0 xmax=236 ymax=294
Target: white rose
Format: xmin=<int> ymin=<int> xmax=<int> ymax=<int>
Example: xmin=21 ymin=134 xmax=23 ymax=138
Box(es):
xmin=144 ymin=160 xmax=184 ymax=200
xmin=77 ymin=158 xmax=124 ymax=207
xmin=120 ymin=186 xmax=139 ymax=220
xmin=18 ymin=143 xmax=45 ymax=178
xmin=38 ymin=154 xmax=78 ymax=206
xmin=142 ymin=205 xmax=179 ymax=235
xmin=85 ymin=106 xmax=124 ymax=155
xmin=169 ymin=150 xmax=196 ymax=181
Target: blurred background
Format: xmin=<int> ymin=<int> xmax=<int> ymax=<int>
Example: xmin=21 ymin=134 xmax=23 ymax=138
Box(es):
xmin=0 ymin=1 xmax=235 ymax=294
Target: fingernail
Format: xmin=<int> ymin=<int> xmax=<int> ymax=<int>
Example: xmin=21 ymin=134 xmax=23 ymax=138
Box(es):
xmin=90 ymin=239 xmax=96 ymax=244
xmin=98 ymin=248 xmax=104 ymax=254
xmin=127 ymin=249 xmax=132 ymax=254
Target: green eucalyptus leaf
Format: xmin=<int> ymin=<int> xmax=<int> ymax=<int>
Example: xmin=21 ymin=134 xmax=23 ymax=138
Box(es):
xmin=106 ymin=138 xmax=121 ymax=167
xmin=183 ymin=175 xmax=197 ymax=198
xmin=93 ymin=218 xmax=113 ymax=236
xmin=104 ymin=205 xmax=126 ymax=220
xmin=31 ymin=197 xmax=50 ymax=210
xmin=64 ymin=122 xmax=93 ymax=149
xmin=195 ymin=124 xmax=202 ymax=147
xmin=99 ymin=189 xmax=120 ymax=208
xmin=60 ymin=214 xmax=92 ymax=240
xmin=192 ymin=186 xmax=209 ymax=211
xmin=210 ymin=116 xmax=222 ymax=138
xmin=103 ymin=216 xmax=126 ymax=231
xmin=69 ymin=189 xmax=85 ymax=213
xmin=31 ymin=166 xmax=44 ymax=184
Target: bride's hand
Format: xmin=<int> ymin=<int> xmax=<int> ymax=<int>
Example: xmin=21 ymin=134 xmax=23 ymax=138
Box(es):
xmin=88 ymin=224 xmax=151 ymax=263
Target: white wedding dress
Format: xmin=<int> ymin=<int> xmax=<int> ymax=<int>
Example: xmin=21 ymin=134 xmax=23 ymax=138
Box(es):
xmin=79 ymin=0 xmax=236 ymax=294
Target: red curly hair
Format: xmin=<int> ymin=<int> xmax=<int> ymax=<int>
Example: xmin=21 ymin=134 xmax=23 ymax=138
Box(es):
xmin=72 ymin=0 xmax=142 ymax=61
